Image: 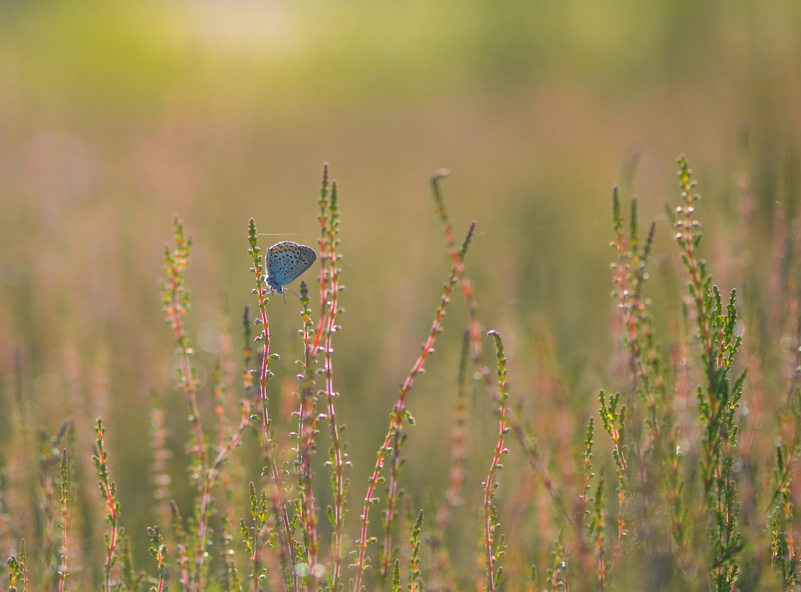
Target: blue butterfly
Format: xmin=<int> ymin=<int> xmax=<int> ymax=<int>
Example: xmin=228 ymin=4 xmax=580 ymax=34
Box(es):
xmin=266 ymin=241 xmax=317 ymax=293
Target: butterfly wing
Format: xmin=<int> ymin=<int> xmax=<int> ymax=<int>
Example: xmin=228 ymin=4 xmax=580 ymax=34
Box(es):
xmin=266 ymin=241 xmax=317 ymax=293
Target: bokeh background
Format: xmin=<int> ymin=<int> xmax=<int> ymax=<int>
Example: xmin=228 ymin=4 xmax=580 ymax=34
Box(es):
xmin=1 ymin=0 xmax=801 ymax=583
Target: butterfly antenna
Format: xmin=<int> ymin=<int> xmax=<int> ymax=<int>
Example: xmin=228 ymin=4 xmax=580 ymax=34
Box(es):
xmin=284 ymin=287 xmax=303 ymax=302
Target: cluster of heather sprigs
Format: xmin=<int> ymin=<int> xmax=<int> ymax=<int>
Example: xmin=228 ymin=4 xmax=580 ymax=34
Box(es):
xmin=3 ymin=155 xmax=801 ymax=592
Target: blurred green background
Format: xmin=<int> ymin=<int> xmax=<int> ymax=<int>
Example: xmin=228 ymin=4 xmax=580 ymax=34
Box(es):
xmin=1 ymin=0 xmax=800 ymax=578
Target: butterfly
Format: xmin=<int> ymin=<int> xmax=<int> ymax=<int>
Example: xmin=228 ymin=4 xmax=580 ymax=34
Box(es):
xmin=265 ymin=241 xmax=318 ymax=293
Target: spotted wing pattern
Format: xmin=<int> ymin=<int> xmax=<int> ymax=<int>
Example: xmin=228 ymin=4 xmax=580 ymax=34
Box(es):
xmin=266 ymin=241 xmax=317 ymax=293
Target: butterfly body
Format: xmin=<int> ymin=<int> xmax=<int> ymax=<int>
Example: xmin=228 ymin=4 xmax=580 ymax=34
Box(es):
xmin=266 ymin=241 xmax=317 ymax=293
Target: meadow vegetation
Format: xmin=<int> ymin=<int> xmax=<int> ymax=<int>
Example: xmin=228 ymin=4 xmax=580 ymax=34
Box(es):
xmin=4 ymin=156 xmax=801 ymax=591
xmin=2 ymin=2 xmax=801 ymax=590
